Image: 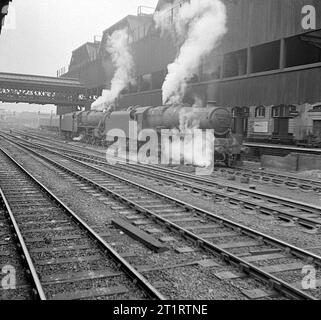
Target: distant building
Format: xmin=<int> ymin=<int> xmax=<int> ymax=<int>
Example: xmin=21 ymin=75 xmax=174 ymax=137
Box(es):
xmin=61 ymin=14 xmax=153 ymax=99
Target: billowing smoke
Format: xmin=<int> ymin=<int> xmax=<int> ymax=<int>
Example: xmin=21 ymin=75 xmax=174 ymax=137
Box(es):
xmin=91 ymin=28 xmax=134 ymax=111
xmin=155 ymin=0 xmax=227 ymax=105
xmin=162 ymin=107 xmax=215 ymax=171
xmin=179 ymin=106 xmax=201 ymax=131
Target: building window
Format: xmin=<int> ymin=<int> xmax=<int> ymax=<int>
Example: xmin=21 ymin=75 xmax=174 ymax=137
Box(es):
xmin=200 ymin=55 xmax=222 ymax=81
xmin=255 ymin=106 xmax=266 ymax=118
xmin=242 ymin=107 xmax=250 ymax=118
xmin=223 ymin=49 xmax=247 ymax=78
xmin=120 ymin=87 xmax=129 ymax=95
xmin=272 ymin=105 xmax=296 ymax=118
xmin=139 ymin=74 xmax=152 ymax=92
xmin=187 ymin=73 xmax=199 ymax=84
xmin=252 ymin=40 xmax=280 ymax=73
xmin=285 ymin=31 xmax=321 ymax=68
xmin=312 ymin=104 xmax=321 ymax=112
xmin=151 ymin=70 xmax=165 ymax=90
xmin=232 ymin=107 xmax=241 ymax=118
xmin=128 ymin=79 xmax=138 ymax=94
xmin=272 ymin=106 xmax=280 ymax=117
xmin=231 ymin=107 xmax=241 ymax=133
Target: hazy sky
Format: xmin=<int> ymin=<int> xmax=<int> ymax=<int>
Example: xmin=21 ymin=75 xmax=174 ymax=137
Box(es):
xmin=0 ymin=0 xmax=158 ymax=112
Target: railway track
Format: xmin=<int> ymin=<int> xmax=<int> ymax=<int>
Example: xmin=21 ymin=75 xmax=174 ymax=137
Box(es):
xmin=215 ymin=166 xmax=321 ymax=194
xmin=0 ymin=138 xmax=265 ymax=300
xmin=0 ymin=146 xmax=165 ymax=300
xmin=10 ymin=129 xmax=321 ymax=195
xmin=0 ymin=187 xmax=44 ymax=300
xmin=2 ymin=134 xmax=321 ymax=300
xmin=4 ymin=131 xmax=321 ymax=232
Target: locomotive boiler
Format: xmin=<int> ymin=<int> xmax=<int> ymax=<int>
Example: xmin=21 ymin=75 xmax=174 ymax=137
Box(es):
xmin=103 ymin=104 xmax=242 ymax=166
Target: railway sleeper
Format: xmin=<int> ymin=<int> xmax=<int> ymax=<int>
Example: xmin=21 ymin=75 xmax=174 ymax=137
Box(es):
xmin=299 ymin=185 xmax=313 ymax=192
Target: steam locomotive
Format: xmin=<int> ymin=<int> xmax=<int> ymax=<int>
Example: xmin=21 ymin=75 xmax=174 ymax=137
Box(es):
xmin=58 ymin=103 xmax=245 ymax=166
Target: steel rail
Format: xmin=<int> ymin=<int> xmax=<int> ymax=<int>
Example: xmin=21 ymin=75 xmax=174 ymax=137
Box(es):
xmin=0 ymin=185 xmax=46 ymax=300
xmin=0 ymin=145 xmax=165 ymax=300
xmin=4 ymin=138 xmax=319 ymax=300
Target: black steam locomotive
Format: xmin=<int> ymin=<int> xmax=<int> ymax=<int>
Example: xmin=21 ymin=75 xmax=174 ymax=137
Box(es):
xmin=44 ymin=103 xmax=246 ymax=166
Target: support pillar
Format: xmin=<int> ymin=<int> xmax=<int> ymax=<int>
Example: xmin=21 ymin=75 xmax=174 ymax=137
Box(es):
xmin=279 ymin=38 xmax=286 ymax=69
xmin=246 ymin=47 xmax=252 ymax=75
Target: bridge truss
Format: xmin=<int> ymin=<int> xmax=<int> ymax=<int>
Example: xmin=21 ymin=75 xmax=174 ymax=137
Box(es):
xmin=0 ymin=72 xmax=93 ymax=109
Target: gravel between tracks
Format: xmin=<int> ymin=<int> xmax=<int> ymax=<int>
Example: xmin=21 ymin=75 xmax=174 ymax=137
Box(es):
xmin=0 ymin=142 xmax=261 ymax=300
xmin=96 ymin=165 xmax=321 ymax=252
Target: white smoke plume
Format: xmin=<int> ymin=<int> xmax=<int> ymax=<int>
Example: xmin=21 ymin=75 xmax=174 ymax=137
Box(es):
xmin=162 ymin=128 xmax=215 ymax=169
xmin=155 ymin=0 xmax=227 ymax=105
xmin=154 ymin=3 xmax=174 ymax=36
xmin=91 ymin=28 xmax=134 ymax=111
xmin=162 ymin=107 xmax=215 ymax=171
xmin=179 ymin=106 xmax=201 ymax=131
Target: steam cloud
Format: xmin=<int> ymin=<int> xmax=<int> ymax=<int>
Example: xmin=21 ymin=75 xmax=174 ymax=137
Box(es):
xmin=162 ymin=106 xmax=215 ymax=170
xmin=154 ymin=0 xmax=227 ymax=105
xmin=162 ymin=128 xmax=215 ymax=169
xmin=91 ymin=28 xmax=134 ymax=111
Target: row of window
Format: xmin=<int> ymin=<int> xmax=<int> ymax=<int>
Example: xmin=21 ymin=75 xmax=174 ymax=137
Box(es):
xmin=232 ymin=105 xmax=297 ymax=119
xmin=126 ymin=28 xmax=321 ymax=91
xmin=222 ymin=30 xmax=321 ymax=78
xmin=123 ymin=31 xmax=321 ymax=95
xmin=121 ymin=70 xmax=166 ymax=94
